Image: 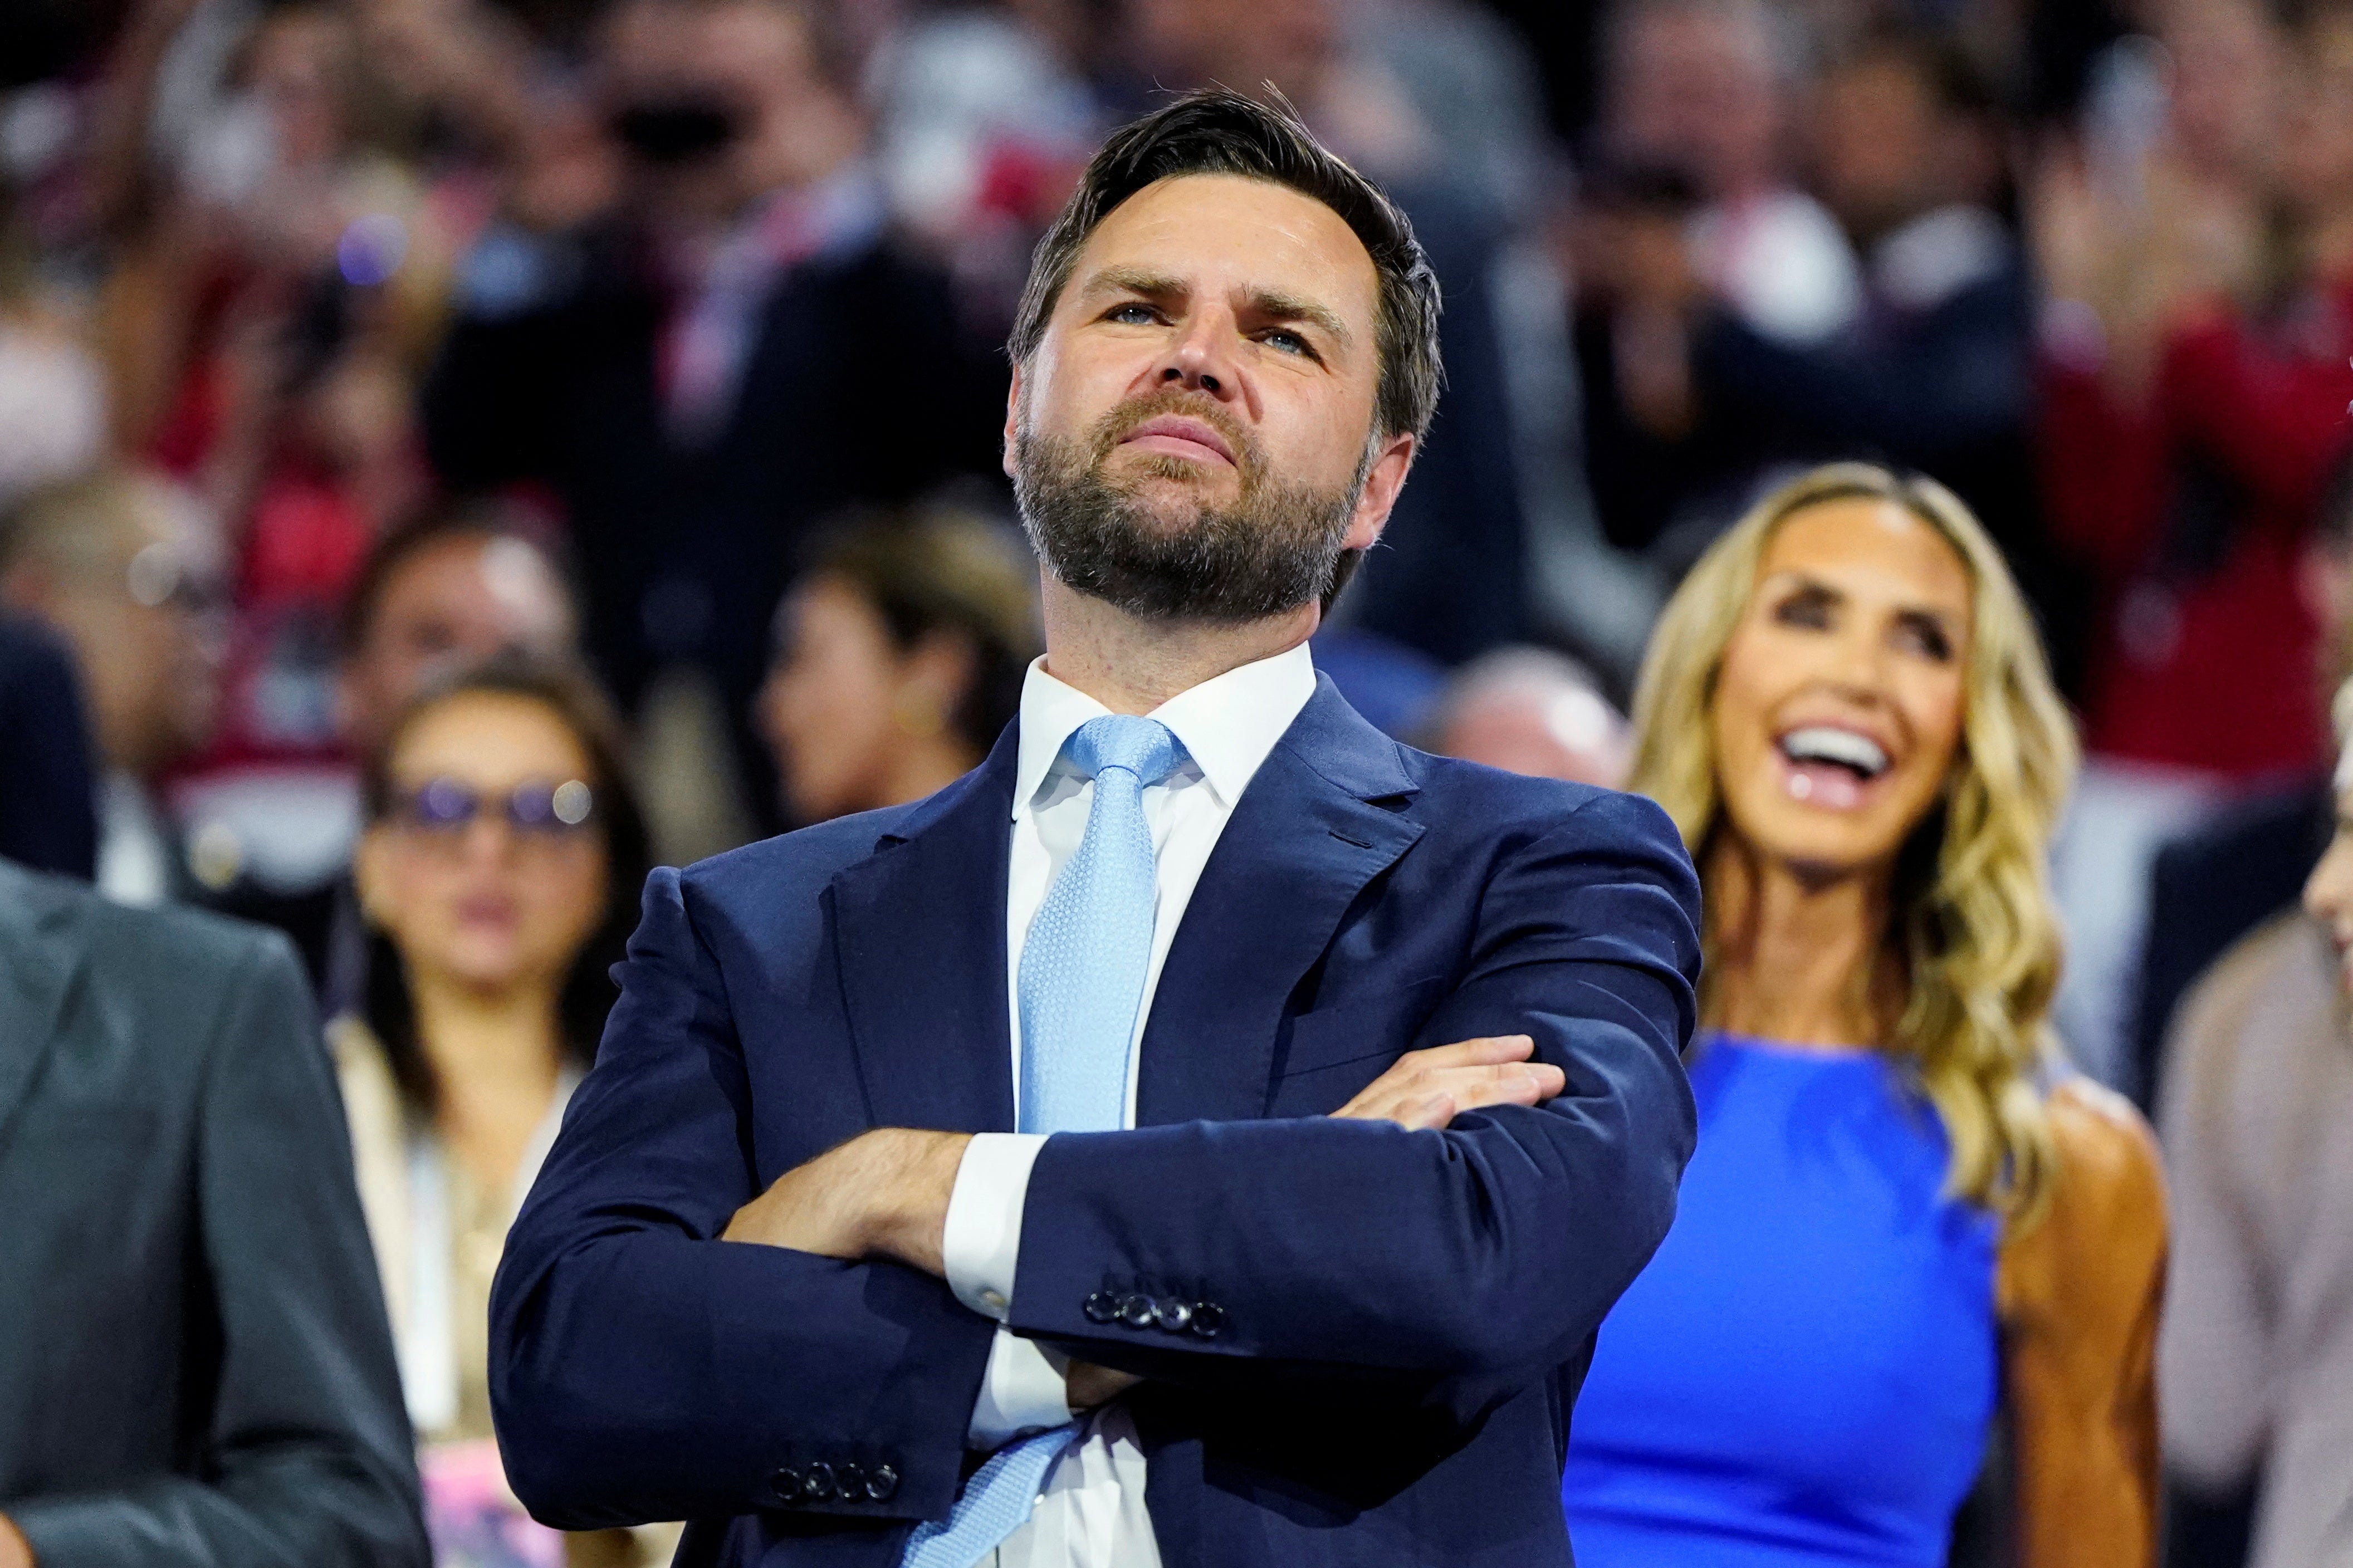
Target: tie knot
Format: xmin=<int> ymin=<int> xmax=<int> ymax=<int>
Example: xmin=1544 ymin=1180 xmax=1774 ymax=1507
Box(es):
xmin=1065 ymin=714 xmax=1184 ymax=789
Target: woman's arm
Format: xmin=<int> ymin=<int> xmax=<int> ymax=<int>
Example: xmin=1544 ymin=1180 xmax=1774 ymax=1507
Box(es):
xmin=1997 ymin=1079 xmax=2169 ymax=1568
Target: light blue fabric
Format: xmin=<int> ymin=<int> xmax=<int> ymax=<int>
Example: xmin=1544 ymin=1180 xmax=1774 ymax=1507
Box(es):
xmin=901 ymin=714 xmax=1184 ymax=1568
xmin=899 ymin=1427 xmax=1080 ymax=1568
xmin=1015 ymin=716 xmax=1184 ymax=1137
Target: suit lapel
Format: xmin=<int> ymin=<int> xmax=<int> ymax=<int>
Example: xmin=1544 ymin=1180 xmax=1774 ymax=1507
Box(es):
xmin=0 ymin=863 xmax=87 ymax=1153
xmin=828 ymin=728 xmax=1019 ymax=1136
xmin=1136 ymin=679 xmax=1425 ymax=1126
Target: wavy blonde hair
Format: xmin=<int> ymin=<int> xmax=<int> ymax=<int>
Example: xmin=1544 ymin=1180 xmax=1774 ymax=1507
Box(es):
xmin=1630 ymin=463 xmax=2078 ymax=1222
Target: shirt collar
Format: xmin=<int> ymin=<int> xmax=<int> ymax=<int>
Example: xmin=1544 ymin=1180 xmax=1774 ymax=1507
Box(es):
xmin=1011 ymin=640 xmax=1318 ymax=819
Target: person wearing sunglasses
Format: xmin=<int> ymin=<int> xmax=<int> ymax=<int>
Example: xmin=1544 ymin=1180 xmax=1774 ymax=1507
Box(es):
xmin=339 ymin=657 xmax=663 ymax=1568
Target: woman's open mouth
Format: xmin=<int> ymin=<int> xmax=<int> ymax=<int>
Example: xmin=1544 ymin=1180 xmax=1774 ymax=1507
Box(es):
xmin=1773 ymin=725 xmax=1893 ymax=811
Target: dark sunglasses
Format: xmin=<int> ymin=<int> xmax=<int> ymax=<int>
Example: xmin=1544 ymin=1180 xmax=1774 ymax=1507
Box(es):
xmin=389 ymin=777 xmax=596 ymax=836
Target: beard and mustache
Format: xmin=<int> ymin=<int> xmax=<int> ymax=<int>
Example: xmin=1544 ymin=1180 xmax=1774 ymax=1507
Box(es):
xmin=1012 ymin=386 xmax=1369 ymax=624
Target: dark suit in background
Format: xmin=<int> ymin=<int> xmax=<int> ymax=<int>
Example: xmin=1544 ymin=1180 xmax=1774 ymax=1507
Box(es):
xmin=0 ymin=615 xmax=97 ymax=880
xmin=491 ymin=681 xmax=1699 ymax=1567
xmin=0 ymin=860 xmax=428 ymax=1568
xmin=1336 ymin=182 xmax=1530 ymax=667
xmin=422 ymin=216 xmax=1005 ymax=827
xmin=2131 ymin=780 xmax=2333 ymax=1110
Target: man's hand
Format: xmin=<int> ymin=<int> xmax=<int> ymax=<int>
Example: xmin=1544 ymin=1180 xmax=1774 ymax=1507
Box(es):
xmin=0 ymin=1512 xmax=32 ymax=1568
xmin=723 ymin=1129 xmax=970 ymax=1276
xmin=1065 ymin=1360 xmax=1143 ymax=1411
xmin=1332 ymin=1035 xmax=1562 ymax=1131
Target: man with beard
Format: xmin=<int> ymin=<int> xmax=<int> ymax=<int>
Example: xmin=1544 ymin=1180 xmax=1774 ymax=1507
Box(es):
xmin=489 ymin=90 xmax=1700 ymax=1568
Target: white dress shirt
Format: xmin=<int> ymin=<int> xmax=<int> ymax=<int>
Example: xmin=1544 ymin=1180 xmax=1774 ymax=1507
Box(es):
xmin=937 ymin=640 xmax=1319 ymax=1568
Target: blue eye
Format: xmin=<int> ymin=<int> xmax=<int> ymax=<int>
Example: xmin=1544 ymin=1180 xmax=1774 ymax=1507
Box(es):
xmin=1105 ymin=303 xmax=1157 ymax=324
xmin=1263 ymin=330 xmax=1309 ymax=355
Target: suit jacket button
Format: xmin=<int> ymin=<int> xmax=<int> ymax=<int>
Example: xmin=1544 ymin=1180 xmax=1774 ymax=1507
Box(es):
xmin=1083 ymin=1291 xmax=1119 ymax=1324
xmin=834 ymin=1462 xmax=865 ymax=1500
xmin=769 ymin=1467 xmax=803 ymax=1502
xmin=1118 ymin=1293 xmax=1156 ymax=1330
xmin=801 ymin=1461 xmax=836 ymax=1501
xmin=867 ymin=1464 xmax=900 ymax=1502
xmin=1151 ymin=1297 xmax=1192 ymax=1332
xmin=1190 ymin=1302 xmax=1226 ymax=1339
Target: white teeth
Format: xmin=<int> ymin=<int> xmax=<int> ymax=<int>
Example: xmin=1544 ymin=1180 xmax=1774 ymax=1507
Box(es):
xmin=1779 ymin=726 xmax=1890 ymax=777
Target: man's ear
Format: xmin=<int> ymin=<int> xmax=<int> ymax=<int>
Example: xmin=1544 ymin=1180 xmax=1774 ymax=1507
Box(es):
xmin=1001 ymin=366 xmax=1025 ymax=482
xmin=1342 ymin=432 xmax=1418 ymax=553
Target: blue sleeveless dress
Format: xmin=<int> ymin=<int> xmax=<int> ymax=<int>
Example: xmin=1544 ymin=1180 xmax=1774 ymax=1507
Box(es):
xmin=1561 ymin=1035 xmax=2000 ymax=1566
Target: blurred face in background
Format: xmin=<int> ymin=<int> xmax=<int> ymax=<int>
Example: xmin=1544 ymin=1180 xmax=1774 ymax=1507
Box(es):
xmin=1810 ymin=50 xmax=1992 ymax=245
xmin=242 ymin=4 xmax=355 ymax=175
xmin=599 ymin=0 xmax=862 ymax=220
xmin=0 ymin=478 xmax=224 ymax=780
xmin=340 ymin=533 xmax=576 ymax=753
xmin=2158 ymin=0 xmax=2284 ymax=187
xmin=357 ymin=691 xmax=610 ymax=998
xmin=1709 ymin=499 xmax=1972 ymax=881
xmin=757 ymin=573 xmax=976 ymax=820
xmin=1127 ymin=0 xmax=1339 ymax=105
xmin=2277 ymin=12 xmax=2353 ymax=221
xmin=1604 ymin=0 xmax=1786 ymax=200
xmin=1435 ymin=677 xmax=1633 ymax=789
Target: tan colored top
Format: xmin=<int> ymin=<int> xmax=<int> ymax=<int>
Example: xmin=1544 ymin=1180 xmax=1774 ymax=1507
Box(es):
xmin=334 ymin=1017 xmax=510 ymax=1441
xmin=333 ymin=1017 xmax=682 ymax=1568
xmin=1997 ymin=1076 xmax=2169 ymax=1568
xmin=2157 ymin=914 xmax=2353 ymax=1568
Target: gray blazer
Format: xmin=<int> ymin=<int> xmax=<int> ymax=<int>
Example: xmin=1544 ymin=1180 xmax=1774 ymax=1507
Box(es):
xmin=0 ymin=859 xmax=429 ymax=1567
xmin=2159 ymin=912 xmax=2353 ymax=1567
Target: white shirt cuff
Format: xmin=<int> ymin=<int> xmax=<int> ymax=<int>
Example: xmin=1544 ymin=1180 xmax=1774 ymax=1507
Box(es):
xmin=942 ymin=1131 xmax=1046 ymax=1320
xmin=968 ymin=1327 xmax=1076 ymax=1448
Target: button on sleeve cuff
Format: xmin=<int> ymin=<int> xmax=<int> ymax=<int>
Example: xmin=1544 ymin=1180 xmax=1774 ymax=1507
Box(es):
xmin=942 ymin=1132 xmax=1046 ymax=1320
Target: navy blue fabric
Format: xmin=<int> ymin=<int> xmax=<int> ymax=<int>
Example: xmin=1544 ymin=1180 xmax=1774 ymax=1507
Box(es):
xmin=490 ymin=677 xmax=1700 ymax=1567
xmin=1562 ymin=1036 xmax=2000 ymax=1566
xmin=0 ymin=615 xmax=97 ymax=880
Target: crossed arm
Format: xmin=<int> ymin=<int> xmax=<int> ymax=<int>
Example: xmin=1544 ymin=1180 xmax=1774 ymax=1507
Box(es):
xmin=491 ymin=794 xmax=1699 ymax=1528
xmin=720 ymin=1035 xmax=1569 ymax=1410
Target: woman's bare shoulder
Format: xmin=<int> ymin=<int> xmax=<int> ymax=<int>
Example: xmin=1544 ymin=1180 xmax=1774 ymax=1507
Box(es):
xmin=1999 ymin=1077 xmax=2167 ymax=1329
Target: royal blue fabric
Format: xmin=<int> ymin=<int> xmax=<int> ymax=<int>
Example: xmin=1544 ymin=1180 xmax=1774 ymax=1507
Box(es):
xmin=1561 ymin=1035 xmax=2000 ymax=1566
xmin=487 ymin=677 xmax=1702 ymax=1568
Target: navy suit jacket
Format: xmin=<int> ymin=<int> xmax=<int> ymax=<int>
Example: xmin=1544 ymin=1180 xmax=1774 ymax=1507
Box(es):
xmin=490 ymin=679 xmax=1701 ymax=1567
xmin=0 ymin=616 xmax=97 ymax=880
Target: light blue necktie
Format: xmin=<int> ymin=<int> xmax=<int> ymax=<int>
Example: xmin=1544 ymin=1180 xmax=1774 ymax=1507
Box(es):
xmin=900 ymin=715 xmax=1185 ymax=1568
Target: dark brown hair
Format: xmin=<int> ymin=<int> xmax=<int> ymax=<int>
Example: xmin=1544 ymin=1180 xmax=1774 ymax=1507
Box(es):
xmin=359 ymin=656 xmax=652 ymax=1113
xmin=800 ymin=508 xmax=1041 ymax=755
xmin=1007 ymin=89 xmax=1444 ymax=443
xmin=339 ymin=501 xmax=571 ymax=658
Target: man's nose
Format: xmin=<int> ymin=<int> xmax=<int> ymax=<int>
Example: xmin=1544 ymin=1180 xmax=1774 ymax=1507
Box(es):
xmin=1154 ymin=314 xmax=1242 ymax=401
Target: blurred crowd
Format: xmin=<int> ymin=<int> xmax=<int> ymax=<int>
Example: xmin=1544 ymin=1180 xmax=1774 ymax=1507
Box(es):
xmin=1 ymin=0 xmax=2351 ymax=1559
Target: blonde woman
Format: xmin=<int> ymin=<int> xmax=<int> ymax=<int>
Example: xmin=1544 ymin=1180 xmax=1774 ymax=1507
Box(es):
xmin=1560 ymin=464 xmax=2165 ymax=1566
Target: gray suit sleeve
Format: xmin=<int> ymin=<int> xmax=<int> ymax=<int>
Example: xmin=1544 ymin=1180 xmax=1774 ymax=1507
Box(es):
xmin=11 ymin=934 xmax=431 ymax=1568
